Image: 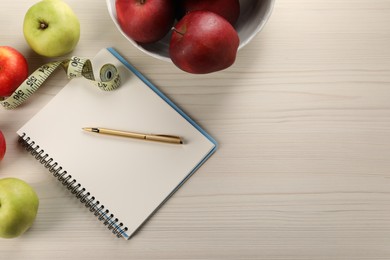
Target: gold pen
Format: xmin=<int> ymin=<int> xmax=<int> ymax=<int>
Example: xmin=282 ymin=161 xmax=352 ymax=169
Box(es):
xmin=82 ymin=127 xmax=183 ymax=144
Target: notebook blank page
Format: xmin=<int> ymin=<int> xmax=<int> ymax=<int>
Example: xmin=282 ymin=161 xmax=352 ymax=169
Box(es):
xmin=17 ymin=49 xmax=215 ymax=238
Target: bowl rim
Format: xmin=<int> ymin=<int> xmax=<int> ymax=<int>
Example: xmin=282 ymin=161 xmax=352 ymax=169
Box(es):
xmin=237 ymin=0 xmax=276 ymax=50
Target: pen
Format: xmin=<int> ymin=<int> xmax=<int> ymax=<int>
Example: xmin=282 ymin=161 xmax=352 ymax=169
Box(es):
xmin=82 ymin=127 xmax=183 ymax=144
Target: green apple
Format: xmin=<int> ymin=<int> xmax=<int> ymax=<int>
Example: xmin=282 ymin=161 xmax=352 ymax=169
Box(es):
xmin=23 ymin=0 xmax=80 ymax=57
xmin=0 ymin=178 xmax=39 ymax=239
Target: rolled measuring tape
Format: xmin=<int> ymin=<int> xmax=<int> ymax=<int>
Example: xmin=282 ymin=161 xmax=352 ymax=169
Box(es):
xmin=0 ymin=56 xmax=121 ymax=109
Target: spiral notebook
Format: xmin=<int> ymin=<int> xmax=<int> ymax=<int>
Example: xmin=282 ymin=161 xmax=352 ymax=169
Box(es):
xmin=17 ymin=48 xmax=217 ymax=240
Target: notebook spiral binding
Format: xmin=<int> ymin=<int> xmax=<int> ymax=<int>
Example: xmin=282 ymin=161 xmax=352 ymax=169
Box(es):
xmin=19 ymin=133 xmax=129 ymax=238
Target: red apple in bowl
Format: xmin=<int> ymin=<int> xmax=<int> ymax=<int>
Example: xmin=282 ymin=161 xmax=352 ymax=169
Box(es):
xmin=115 ymin=0 xmax=175 ymax=44
xmin=177 ymin=0 xmax=240 ymax=25
xmin=0 ymin=46 xmax=29 ymax=97
xmin=169 ymin=11 xmax=240 ymax=74
xmin=0 ymin=130 xmax=6 ymax=161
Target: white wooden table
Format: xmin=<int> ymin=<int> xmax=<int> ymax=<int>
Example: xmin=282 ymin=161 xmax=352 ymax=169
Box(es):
xmin=1 ymin=0 xmax=390 ymax=259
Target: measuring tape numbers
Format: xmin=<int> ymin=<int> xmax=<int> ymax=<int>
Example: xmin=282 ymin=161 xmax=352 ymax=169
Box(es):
xmin=0 ymin=56 xmax=121 ymax=110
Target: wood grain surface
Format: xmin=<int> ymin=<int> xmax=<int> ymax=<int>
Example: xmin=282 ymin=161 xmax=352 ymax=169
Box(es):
xmin=1 ymin=0 xmax=390 ymax=259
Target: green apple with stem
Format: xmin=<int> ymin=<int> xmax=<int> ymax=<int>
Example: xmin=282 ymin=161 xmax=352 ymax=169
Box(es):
xmin=0 ymin=178 xmax=39 ymax=238
xmin=23 ymin=0 xmax=80 ymax=57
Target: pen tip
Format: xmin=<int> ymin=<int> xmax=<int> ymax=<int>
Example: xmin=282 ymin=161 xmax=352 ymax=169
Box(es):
xmin=82 ymin=127 xmax=100 ymax=133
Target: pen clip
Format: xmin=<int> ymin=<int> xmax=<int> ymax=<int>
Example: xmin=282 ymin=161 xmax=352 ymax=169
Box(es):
xmin=155 ymin=134 xmax=182 ymax=139
xmin=147 ymin=134 xmax=183 ymax=144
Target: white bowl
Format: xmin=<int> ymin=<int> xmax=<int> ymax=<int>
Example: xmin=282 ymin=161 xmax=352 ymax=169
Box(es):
xmin=107 ymin=0 xmax=275 ymax=62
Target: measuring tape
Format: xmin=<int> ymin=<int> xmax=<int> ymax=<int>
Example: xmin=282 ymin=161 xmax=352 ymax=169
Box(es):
xmin=0 ymin=56 xmax=121 ymax=109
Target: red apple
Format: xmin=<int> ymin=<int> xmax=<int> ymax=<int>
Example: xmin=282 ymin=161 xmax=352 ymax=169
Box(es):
xmin=0 ymin=46 xmax=29 ymax=97
xmin=169 ymin=11 xmax=240 ymax=74
xmin=0 ymin=130 xmax=6 ymax=161
xmin=115 ymin=0 xmax=175 ymax=44
xmin=177 ymin=0 xmax=240 ymax=25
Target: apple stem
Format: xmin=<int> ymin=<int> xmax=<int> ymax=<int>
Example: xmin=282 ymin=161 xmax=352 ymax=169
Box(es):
xmin=39 ymin=21 xmax=49 ymax=30
xmin=171 ymin=27 xmax=184 ymax=36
